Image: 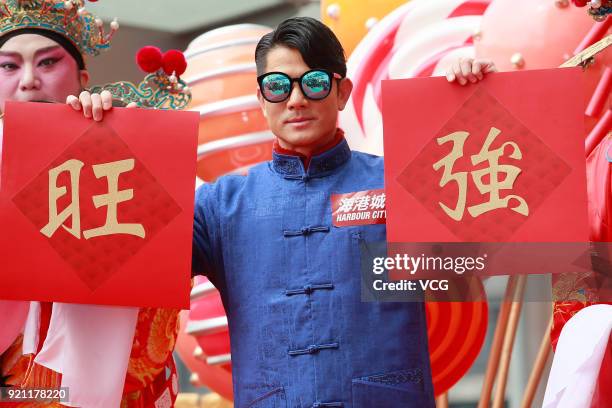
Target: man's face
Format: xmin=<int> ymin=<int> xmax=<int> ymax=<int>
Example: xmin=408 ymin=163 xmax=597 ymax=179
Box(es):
xmin=257 ymin=46 xmax=352 ymax=154
xmin=0 ymin=34 xmax=88 ymax=112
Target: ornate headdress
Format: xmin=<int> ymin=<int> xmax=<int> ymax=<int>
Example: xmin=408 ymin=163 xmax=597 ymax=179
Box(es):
xmin=0 ymin=0 xmax=118 ymax=58
xmin=570 ymin=0 xmax=612 ymax=21
xmin=90 ymin=46 xmax=192 ymax=110
xmin=0 ymin=1 xmax=191 ymax=110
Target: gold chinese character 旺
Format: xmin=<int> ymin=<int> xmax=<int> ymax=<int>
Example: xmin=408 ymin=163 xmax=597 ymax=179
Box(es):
xmin=40 ymin=158 xmax=146 ymax=239
xmin=41 ymin=159 xmax=84 ymax=239
xmin=433 ymin=127 xmax=529 ymax=221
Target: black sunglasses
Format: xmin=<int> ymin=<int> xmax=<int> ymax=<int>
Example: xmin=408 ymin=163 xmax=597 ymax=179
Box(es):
xmin=257 ymin=69 xmax=342 ymax=103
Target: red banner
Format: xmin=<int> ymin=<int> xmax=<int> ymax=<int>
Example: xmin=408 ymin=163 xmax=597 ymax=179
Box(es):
xmin=0 ymin=102 xmax=199 ymax=308
xmin=382 ymin=68 xmax=589 ymax=245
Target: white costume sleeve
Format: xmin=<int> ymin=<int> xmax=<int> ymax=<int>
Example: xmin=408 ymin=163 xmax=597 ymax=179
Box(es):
xmin=34 ymin=303 xmax=139 ymax=408
xmin=543 ymin=304 xmax=612 ymax=408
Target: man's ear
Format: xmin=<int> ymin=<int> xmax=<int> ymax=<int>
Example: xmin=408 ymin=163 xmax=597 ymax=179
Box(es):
xmin=79 ymin=70 xmax=90 ymax=88
xmin=337 ymin=77 xmax=353 ymax=111
xmin=256 ymin=87 xmax=267 ymax=118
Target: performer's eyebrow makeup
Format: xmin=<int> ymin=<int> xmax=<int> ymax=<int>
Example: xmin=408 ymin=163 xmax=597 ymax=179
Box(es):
xmin=0 ymin=46 xmax=62 ymax=58
xmin=0 ymin=50 xmax=20 ymax=57
xmin=34 ymin=46 xmax=62 ymax=56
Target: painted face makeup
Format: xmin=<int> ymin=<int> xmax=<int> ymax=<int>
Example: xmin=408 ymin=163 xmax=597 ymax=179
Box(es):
xmin=0 ymin=33 xmax=84 ymax=112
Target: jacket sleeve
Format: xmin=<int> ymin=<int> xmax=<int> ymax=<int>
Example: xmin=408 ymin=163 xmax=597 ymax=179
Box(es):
xmin=192 ymin=182 xmax=223 ymax=284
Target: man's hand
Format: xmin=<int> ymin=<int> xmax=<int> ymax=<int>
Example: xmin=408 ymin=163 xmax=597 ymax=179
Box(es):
xmin=446 ymin=58 xmax=497 ymax=85
xmin=66 ymin=90 xmax=137 ymax=121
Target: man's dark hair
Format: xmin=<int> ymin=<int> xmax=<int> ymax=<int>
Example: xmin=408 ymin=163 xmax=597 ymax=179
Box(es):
xmin=255 ymin=17 xmax=346 ymax=78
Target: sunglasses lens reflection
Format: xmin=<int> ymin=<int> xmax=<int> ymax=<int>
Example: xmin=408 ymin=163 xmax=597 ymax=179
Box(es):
xmin=261 ymin=73 xmax=292 ymax=102
xmin=301 ymin=70 xmax=331 ymax=100
xmin=260 ymin=70 xmax=335 ymax=102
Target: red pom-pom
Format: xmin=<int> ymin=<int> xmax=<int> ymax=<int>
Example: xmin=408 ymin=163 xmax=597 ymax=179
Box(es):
xmin=162 ymin=50 xmax=187 ymax=76
xmin=572 ymin=0 xmax=588 ymax=6
xmin=136 ymin=46 xmax=163 ymax=73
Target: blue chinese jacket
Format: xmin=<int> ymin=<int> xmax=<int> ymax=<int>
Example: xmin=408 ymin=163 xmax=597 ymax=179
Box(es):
xmin=192 ymin=138 xmax=435 ymax=408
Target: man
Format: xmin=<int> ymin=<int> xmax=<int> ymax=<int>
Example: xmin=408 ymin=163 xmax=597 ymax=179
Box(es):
xmin=76 ymin=16 xmax=494 ymax=407
xmin=0 ymin=2 xmax=179 ymax=407
xmin=194 ymin=18 xmax=494 ymax=406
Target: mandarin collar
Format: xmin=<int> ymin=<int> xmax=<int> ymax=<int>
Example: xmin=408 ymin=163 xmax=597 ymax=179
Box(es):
xmin=271 ymin=138 xmax=351 ymax=180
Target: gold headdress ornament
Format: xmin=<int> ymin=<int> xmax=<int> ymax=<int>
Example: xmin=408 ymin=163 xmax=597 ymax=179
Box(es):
xmin=569 ymin=0 xmax=612 ymax=21
xmin=0 ymin=0 xmax=118 ymax=57
xmin=0 ymin=2 xmax=190 ymax=110
xmin=90 ymin=46 xmax=193 ymax=110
